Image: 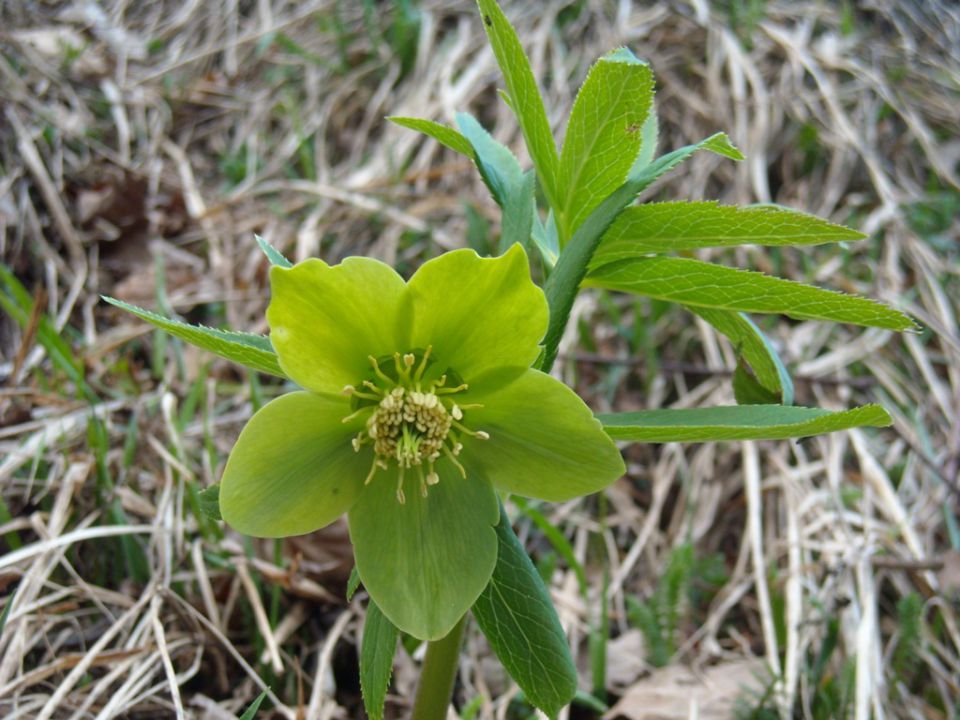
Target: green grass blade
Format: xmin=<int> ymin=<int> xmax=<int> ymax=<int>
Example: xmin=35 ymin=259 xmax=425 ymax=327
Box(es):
xmin=599 ymin=404 xmax=892 ymax=442
xmin=588 ymin=256 xmax=917 ymax=331
xmin=237 ymin=690 xmax=268 ymax=720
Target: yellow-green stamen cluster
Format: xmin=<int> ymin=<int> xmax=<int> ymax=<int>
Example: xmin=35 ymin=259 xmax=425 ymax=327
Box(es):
xmin=343 ymin=347 xmax=488 ymax=504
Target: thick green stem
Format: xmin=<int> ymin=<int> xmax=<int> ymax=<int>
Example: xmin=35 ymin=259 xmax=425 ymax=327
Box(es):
xmin=411 ymin=615 xmax=467 ymax=720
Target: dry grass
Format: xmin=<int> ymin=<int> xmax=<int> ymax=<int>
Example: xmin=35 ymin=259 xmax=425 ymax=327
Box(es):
xmin=1 ymin=1 xmax=958 ymax=718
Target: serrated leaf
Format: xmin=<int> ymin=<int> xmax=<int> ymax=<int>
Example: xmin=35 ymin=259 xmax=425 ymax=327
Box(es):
xmin=592 ymin=202 xmax=866 ymax=262
xmin=530 ymin=213 xmax=559 ymax=267
xmin=473 ymin=503 xmax=577 ymax=719
xmin=387 ymin=116 xmax=474 ymax=157
xmin=456 ymin=113 xmax=536 ymax=254
xmin=237 ymin=691 xmax=268 ymax=720
xmin=599 ymin=403 xmax=891 ymax=442
xmin=558 ymin=48 xmax=654 ymax=243
xmin=477 ymin=0 xmax=560 ymax=208
xmin=732 ymin=364 xmax=783 ymax=405
xmin=629 ymin=106 xmax=659 ymax=175
xmin=587 ymin=257 xmax=916 ymax=331
xmin=254 ymin=234 xmax=292 ymax=268
xmin=628 ymin=131 xmax=743 ymax=188
xmin=198 ymin=484 xmax=222 ymax=521
xmin=689 ymin=308 xmax=794 ymax=405
xmin=103 ymin=297 xmax=287 ymax=377
xmin=360 ymin=601 xmax=398 ymax=720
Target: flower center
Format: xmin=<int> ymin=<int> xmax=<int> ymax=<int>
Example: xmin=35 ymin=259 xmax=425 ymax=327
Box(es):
xmin=342 ymin=346 xmax=488 ymax=504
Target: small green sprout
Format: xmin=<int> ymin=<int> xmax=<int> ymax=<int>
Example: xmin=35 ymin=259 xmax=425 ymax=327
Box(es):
xmin=218 ymin=244 xmax=624 ymax=640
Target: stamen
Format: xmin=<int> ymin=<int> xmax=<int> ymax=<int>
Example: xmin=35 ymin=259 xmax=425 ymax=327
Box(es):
xmin=451 ymin=404 xmax=463 ymax=420
xmin=442 ymin=444 xmax=467 ymax=478
xmin=451 ymin=418 xmax=486 ymax=437
xmin=342 ymin=406 xmax=372 ymax=424
xmin=435 ymin=383 xmax=468 ymax=395
xmin=368 ymin=355 xmax=393 ymax=384
xmin=414 ymin=345 xmax=433 ymax=385
xmin=364 ymin=457 xmax=379 ymax=485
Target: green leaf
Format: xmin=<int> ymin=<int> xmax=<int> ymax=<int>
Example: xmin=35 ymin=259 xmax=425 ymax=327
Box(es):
xmin=387 ymin=116 xmax=474 ymax=157
xmin=255 ymin=234 xmax=292 ymax=268
xmin=558 ymin=48 xmax=654 ymax=243
xmin=628 ymin=132 xmax=743 ymax=187
xmin=455 ymin=113 xmax=537 ymax=253
xmin=530 ymin=210 xmax=559 ymax=267
xmin=347 ymin=567 xmax=362 ymax=601
xmin=237 ymin=691 xmax=268 ymax=720
xmin=629 ymin=107 xmax=659 ymax=175
xmin=456 ymin=113 xmax=523 ymax=206
xmin=592 ymin=202 xmax=865 ymax=263
xmin=689 ymin=308 xmax=794 ymax=405
xmin=473 ymin=503 xmax=578 ymax=719
xmin=599 ymin=404 xmax=892 ymax=442
xmin=476 ymin=0 xmax=560 ymax=208
xmin=102 ymin=296 xmax=286 ymax=377
xmin=588 ymin=257 xmax=917 ymax=331
xmin=198 ymin=484 xmax=222 ymax=521
xmin=360 ymin=600 xmax=399 ymax=720
xmin=540 ymin=171 xmax=654 ymax=371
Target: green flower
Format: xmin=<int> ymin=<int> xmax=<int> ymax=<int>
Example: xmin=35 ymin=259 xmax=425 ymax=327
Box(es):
xmin=220 ymin=244 xmax=624 ymax=640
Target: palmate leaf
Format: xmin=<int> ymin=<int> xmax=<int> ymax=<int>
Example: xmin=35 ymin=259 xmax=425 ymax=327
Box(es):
xmin=360 ymin=601 xmax=399 ymax=720
xmin=102 ymin=297 xmax=286 ymax=377
xmin=592 ymin=201 xmax=866 ymax=263
xmin=473 ymin=503 xmax=578 ymax=719
xmin=599 ymin=404 xmax=891 ymax=442
xmin=587 ymin=256 xmax=916 ymax=331
xmin=476 ymin=0 xmax=560 ymax=209
xmin=557 ymin=48 xmax=654 ymax=243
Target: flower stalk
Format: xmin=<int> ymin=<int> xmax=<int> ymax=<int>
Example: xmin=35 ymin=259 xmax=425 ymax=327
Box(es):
xmin=411 ymin=615 xmax=467 ymax=720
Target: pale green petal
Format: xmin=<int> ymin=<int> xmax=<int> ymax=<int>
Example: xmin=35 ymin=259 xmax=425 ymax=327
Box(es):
xmin=220 ymin=392 xmax=369 ymax=537
xmin=464 ymin=369 xmax=625 ymax=501
xmin=348 ymin=459 xmax=499 ymax=640
xmin=407 ymin=245 xmax=547 ymax=383
xmin=267 ymin=258 xmax=410 ymax=396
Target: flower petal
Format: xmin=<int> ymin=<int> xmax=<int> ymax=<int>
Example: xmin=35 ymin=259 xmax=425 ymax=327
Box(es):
xmin=220 ymin=391 xmax=369 ymax=537
xmin=348 ymin=460 xmax=499 ymax=640
xmin=464 ymin=369 xmax=625 ymax=501
xmin=267 ymin=258 xmax=410 ymax=396
xmin=408 ymin=244 xmax=547 ymax=383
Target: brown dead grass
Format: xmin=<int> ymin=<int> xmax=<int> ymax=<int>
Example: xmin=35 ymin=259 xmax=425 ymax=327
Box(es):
xmin=1 ymin=1 xmax=958 ymax=718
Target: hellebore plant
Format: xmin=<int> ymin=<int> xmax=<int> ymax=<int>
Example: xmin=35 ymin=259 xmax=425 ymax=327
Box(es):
xmin=105 ymin=0 xmax=916 ymax=717
xmin=218 ymin=246 xmax=623 ymax=640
